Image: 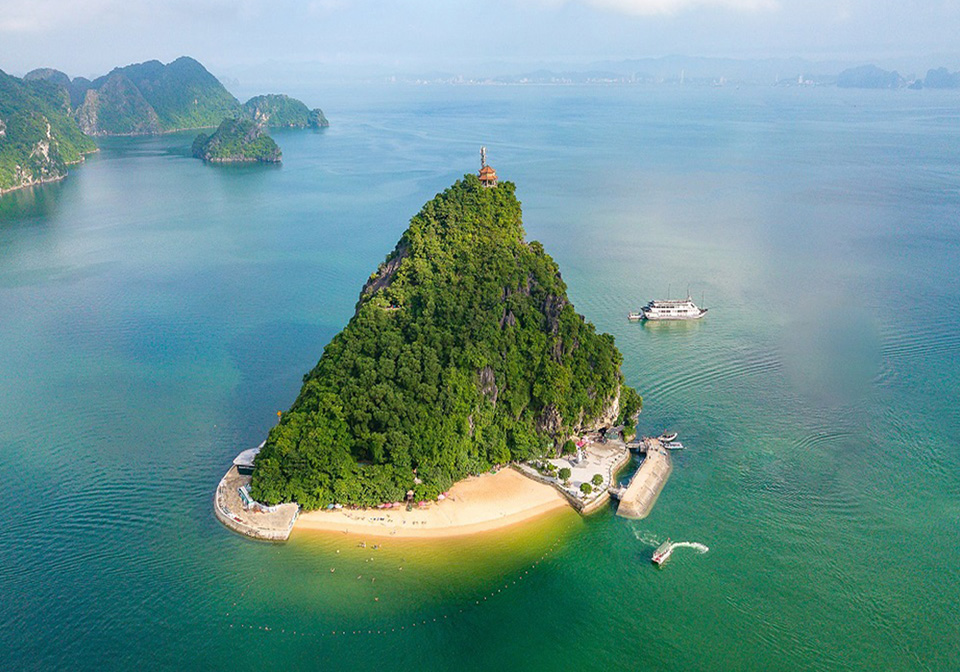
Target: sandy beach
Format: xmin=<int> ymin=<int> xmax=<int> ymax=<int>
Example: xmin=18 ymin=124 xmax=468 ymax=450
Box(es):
xmin=293 ymin=468 xmax=571 ymax=539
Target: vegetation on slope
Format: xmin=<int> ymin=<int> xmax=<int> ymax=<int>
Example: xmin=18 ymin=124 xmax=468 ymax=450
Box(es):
xmin=75 ymin=57 xmax=242 ymax=134
xmin=23 ymin=68 xmax=71 ymax=90
xmin=23 ymin=57 xmax=330 ymax=147
xmin=250 ymin=176 xmax=641 ymax=509
xmin=192 ymin=118 xmax=281 ymax=163
xmin=0 ymin=70 xmax=97 ymax=193
xmin=243 ymin=94 xmax=329 ymax=128
xmin=75 ymin=73 xmax=161 ymax=136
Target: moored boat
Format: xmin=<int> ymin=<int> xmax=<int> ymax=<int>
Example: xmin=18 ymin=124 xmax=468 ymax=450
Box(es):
xmin=664 ymin=441 xmax=684 ymax=450
xmin=652 ymin=539 xmax=673 ymax=565
xmin=635 ymin=297 xmax=707 ymax=321
xmin=658 ymin=432 xmax=678 ymax=442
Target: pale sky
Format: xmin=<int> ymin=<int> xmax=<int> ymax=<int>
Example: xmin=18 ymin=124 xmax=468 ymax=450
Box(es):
xmin=1 ymin=0 xmax=958 ymax=78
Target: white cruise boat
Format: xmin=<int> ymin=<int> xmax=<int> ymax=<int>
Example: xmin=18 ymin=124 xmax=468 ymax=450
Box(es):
xmin=633 ymin=297 xmax=707 ymax=321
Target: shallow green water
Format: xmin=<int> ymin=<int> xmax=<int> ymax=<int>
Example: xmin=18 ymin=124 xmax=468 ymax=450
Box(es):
xmin=2 ymin=85 xmax=959 ymax=670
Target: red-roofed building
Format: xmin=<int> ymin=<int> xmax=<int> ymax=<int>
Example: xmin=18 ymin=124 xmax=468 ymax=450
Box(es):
xmin=479 ymin=164 xmax=498 ymax=187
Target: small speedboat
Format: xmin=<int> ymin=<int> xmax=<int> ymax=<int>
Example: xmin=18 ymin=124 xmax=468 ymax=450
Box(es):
xmin=658 ymin=432 xmax=678 ymax=442
xmin=664 ymin=441 xmax=685 ymax=450
xmin=652 ymin=539 xmax=673 ymax=566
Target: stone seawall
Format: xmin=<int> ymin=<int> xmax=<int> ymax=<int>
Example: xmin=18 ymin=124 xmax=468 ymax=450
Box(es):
xmin=615 ymin=439 xmax=672 ymax=520
xmin=214 ymin=466 xmax=299 ymax=541
xmin=514 ymin=442 xmax=632 ymax=515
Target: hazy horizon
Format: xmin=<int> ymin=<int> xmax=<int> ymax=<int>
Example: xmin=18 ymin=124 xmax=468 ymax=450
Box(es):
xmin=2 ymin=0 xmax=960 ymax=81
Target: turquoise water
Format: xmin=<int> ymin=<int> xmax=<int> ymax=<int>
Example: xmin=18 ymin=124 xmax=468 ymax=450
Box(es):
xmin=2 ymin=85 xmax=959 ymax=670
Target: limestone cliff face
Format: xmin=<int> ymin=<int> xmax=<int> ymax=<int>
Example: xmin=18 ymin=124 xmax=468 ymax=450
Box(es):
xmin=532 ymin=374 xmax=620 ymax=436
xmin=359 ymin=246 xmax=409 ymax=302
xmin=588 ymin=385 xmax=622 ymax=430
xmin=1 ymin=121 xmax=63 ymax=194
xmin=75 ymin=74 xmax=161 ymax=136
xmin=73 ymin=91 xmax=98 ymax=135
xmin=1 ymin=69 xmax=97 ymax=194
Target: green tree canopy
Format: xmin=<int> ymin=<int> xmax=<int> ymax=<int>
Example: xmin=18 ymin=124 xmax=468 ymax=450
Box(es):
xmin=250 ymin=175 xmax=641 ymax=509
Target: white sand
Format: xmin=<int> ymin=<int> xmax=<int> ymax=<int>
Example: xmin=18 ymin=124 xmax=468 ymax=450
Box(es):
xmin=293 ymin=468 xmax=570 ymax=539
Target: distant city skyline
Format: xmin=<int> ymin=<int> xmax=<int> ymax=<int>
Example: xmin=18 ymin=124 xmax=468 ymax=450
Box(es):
xmin=1 ymin=0 xmax=959 ymax=78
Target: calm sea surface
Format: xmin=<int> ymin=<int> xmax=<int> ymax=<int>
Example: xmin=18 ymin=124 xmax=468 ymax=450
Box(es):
xmin=2 ymin=85 xmax=959 ymax=670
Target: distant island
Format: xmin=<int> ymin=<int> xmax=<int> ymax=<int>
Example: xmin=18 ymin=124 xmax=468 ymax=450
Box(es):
xmin=22 ymin=57 xmax=329 ymax=137
xmin=62 ymin=57 xmax=241 ymax=135
xmin=923 ymin=67 xmax=960 ymax=89
xmin=836 ymin=64 xmax=960 ymax=90
xmin=0 ymin=70 xmax=97 ymax=194
xmin=837 ymin=65 xmax=904 ymax=89
xmin=0 ymin=56 xmax=328 ymax=194
xmin=192 ymin=118 xmax=281 ymax=163
xmin=247 ymin=171 xmax=641 ymax=510
xmin=244 ymin=94 xmax=329 ymax=129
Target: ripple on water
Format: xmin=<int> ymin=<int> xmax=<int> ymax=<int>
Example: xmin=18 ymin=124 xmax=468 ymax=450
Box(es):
xmin=878 ymin=321 xmax=960 ymax=363
xmin=643 ymin=347 xmax=782 ymax=402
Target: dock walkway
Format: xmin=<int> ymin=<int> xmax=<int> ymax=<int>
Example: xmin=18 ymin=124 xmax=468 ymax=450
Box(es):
xmin=515 ymin=439 xmax=631 ymax=515
xmin=613 ymin=438 xmax=672 ymax=519
xmin=214 ymin=465 xmax=299 ymax=541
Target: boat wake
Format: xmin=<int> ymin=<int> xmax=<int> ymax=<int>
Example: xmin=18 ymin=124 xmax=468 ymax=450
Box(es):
xmin=632 ymin=530 xmax=662 ymax=546
xmin=632 ymin=530 xmax=709 ymax=556
xmin=669 ymin=541 xmax=709 ymax=554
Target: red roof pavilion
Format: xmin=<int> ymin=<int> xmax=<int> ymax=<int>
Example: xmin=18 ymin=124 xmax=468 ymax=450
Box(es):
xmin=479 ymin=164 xmax=498 ymax=187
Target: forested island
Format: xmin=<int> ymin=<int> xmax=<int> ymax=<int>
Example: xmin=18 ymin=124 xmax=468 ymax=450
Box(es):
xmin=243 ymin=94 xmax=329 ymax=129
xmin=1 ymin=57 xmax=328 ymax=194
xmin=192 ymin=118 xmax=281 ymax=163
xmin=21 ymin=57 xmax=328 ymax=137
xmin=0 ymin=70 xmax=97 ymax=194
xmin=249 ymin=175 xmax=641 ymax=509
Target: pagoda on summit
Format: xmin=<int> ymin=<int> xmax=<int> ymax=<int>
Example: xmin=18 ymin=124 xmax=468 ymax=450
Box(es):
xmin=478 ymin=146 xmax=498 ymax=188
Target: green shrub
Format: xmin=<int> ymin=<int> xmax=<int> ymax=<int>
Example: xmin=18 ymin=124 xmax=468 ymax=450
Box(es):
xmin=580 ymin=482 xmax=593 ymax=494
xmin=558 ymin=467 xmax=572 ymax=482
xmin=591 ymin=473 xmax=603 ymax=486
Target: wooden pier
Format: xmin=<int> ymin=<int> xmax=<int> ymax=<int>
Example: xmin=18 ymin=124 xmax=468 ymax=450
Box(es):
xmin=612 ymin=438 xmax=672 ymax=519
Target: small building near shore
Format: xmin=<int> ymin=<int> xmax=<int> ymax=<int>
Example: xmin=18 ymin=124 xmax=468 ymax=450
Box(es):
xmin=238 ymin=484 xmax=254 ymax=508
xmin=233 ymin=444 xmax=263 ymax=476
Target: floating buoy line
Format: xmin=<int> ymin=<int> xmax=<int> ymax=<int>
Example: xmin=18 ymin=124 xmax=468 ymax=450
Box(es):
xmin=223 ymin=536 xmax=564 ymax=639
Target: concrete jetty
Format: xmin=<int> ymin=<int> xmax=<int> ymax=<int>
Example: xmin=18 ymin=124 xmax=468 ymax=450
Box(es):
xmin=214 ymin=465 xmax=299 ymax=541
xmin=613 ymin=438 xmax=672 ymax=519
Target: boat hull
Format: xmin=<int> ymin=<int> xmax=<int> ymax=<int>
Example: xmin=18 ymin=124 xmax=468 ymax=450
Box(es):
xmin=642 ymin=309 xmax=708 ymax=321
xmin=652 ymin=540 xmax=673 ymax=565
